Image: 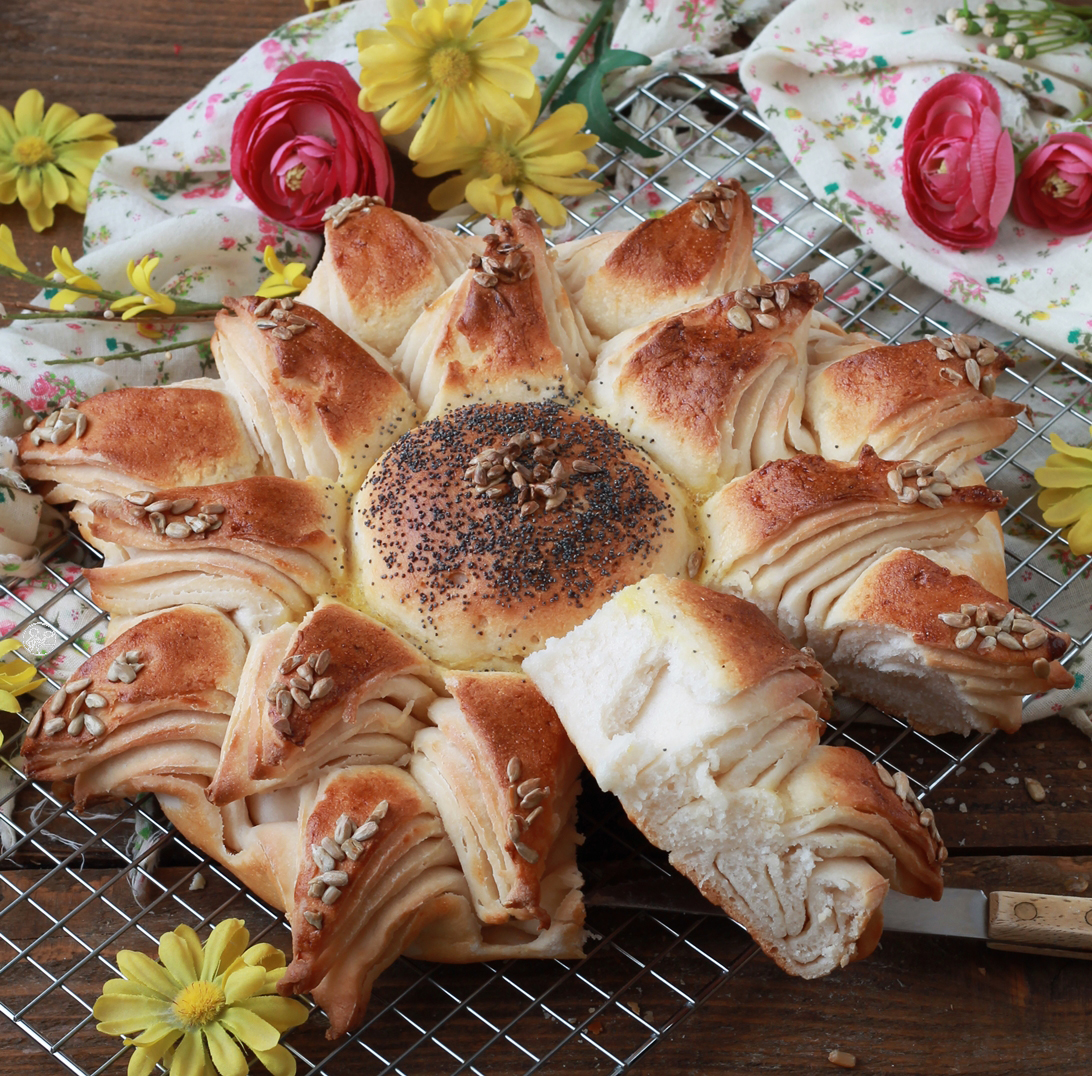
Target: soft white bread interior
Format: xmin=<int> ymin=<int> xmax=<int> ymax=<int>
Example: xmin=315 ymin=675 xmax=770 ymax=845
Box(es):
xmin=524 ymin=575 xmax=945 ymax=978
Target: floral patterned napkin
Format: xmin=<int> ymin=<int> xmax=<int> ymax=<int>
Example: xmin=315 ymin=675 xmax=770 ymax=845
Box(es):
xmin=741 ymin=0 xmax=1092 ymax=363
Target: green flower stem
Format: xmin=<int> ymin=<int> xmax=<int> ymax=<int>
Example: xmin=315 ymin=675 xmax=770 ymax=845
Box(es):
xmin=539 ymin=0 xmax=616 ymax=114
xmin=0 ymin=265 xmax=222 ymax=316
xmin=44 ymin=338 xmax=212 ymax=366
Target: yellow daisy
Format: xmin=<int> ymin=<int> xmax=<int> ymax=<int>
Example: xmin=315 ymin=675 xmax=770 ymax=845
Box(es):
xmin=358 ymin=0 xmax=538 ymax=160
xmin=1036 ymin=428 xmax=1092 ymax=554
xmin=0 ymin=89 xmax=117 ymax=232
xmin=413 ymin=88 xmax=599 ymax=228
xmin=255 ymin=246 xmax=312 ymax=299
xmin=93 ymin=918 xmax=309 ymax=1076
xmin=110 ymin=256 xmax=177 ymax=320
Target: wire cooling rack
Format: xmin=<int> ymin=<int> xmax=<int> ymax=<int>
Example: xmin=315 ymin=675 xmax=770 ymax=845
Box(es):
xmin=2 ymin=70 xmax=1091 ymax=1076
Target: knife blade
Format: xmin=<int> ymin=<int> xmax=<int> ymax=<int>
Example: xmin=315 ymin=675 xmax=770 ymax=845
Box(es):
xmin=587 ymin=876 xmax=1092 ymax=959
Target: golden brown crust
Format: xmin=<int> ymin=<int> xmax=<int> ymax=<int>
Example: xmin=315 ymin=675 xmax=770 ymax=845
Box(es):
xmin=87 ymin=475 xmax=344 ymax=567
xmin=615 ymin=276 xmax=821 ymax=457
xmin=443 ymin=671 xmax=582 ymax=919
xmin=323 ymin=205 xmax=445 ymax=317
xmin=650 ymin=576 xmax=832 ymax=710
xmin=285 ymin=603 xmax=432 ymax=744
xmin=215 ymin=298 xmax=416 ymax=488
xmin=807 ymin=338 xmax=1024 ymax=463
xmin=18 ymin=383 xmax=261 ymax=495
xmin=22 ymin=606 xmax=244 ymax=788
xmin=844 ymin=550 xmax=1071 ymax=673
xmin=713 ymin=447 xmax=1007 ymax=550
xmin=354 ymin=402 xmax=694 ymax=666
xmin=601 ymin=178 xmax=754 ymax=295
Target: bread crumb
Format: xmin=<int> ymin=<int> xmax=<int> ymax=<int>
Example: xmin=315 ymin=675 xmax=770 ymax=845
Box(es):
xmin=945 ymin=796 xmax=956 ymax=805
xmin=955 ymin=766 xmax=966 ymax=775
xmin=958 ymin=802 xmax=968 ymax=813
xmin=828 ymin=1049 xmax=857 ymax=1069
xmin=1005 ymin=776 xmax=1020 ymax=786
xmin=188 ymin=872 xmax=206 ymax=891
xmin=1024 ymin=777 xmax=1046 ymax=803
xmin=978 ymin=761 xmax=995 ymax=773
xmin=1079 ymin=761 xmax=1088 ymax=769
xmin=1036 ymin=742 xmax=1045 ymax=750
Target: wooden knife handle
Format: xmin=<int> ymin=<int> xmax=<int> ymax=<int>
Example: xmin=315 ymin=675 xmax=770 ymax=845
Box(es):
xmin=988 ymin=891 xmax=1092 ymax=955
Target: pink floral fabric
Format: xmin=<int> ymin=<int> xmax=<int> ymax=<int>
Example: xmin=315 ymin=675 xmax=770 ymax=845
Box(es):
xmin=742 ymin=0 xmax=1092 ymax=361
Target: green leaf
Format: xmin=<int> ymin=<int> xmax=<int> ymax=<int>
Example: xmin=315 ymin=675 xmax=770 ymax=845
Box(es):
xmin=556 ymin=49 xmax=656 ymax=158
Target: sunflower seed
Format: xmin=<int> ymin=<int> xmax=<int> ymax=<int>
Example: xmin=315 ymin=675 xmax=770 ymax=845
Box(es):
xmin=321 ymin=837 xmax=346 ymax=861
xmin=734 ymin=289 xmax=758 ymax=309
xmin=171 ymin=498 xmax=196 ymax=514
xmin=939 ymin=612 xmax=971 ymax=629
xmin=978 ymin=625 xmax=998 ymax=637
xmin=774 ymin=283 xmax=790 ymax=309
xmin=753 ymin=311 xmax=780 ymax=330
xmin=44 ymin=716 xmax=66 ymax=736
xmin=145 ymin=499 xmax=173 ymax=513
xmin=290 ymin=686 xmax=312 ymax=709
xmin=545 ymin=491 xmax=567 ymax=511
xmin=520 ymin=500 xmax=540 ymax=518
xmin=352 ymin=820 xmax=379 ymax=842
xmin=47 ymin=687 xmax=68 ymax=714
xmin=1021 ymin=628 xmax=1047 ymax=649
xmin=517 ymin=778 xmax=543 ymax=798
xmin=886 ymin=469 xmax=903 ymax=493
xmin=312 ymin=844 xmax=335 ymax=873
xmin=342 ymin=838 xmax=364 ymax=860
xmin=318 ymin=869 xmax=349 ymax=887
xmin=935 ymin=347 xmax=954 ymax=362
xmin=524 ymin=805 xmax=543 ymax=827
xmin=996 ymin=610 xmax=1015 ymax=634
xmin=276 ymin=689 xmax=294 ymax=717
xmin=67 ymin=713 xmax=85 ymax=736
xmin=280 ymin=654 xmax=306 ymax=674
xmin=507 ymin=815 xmax=523 ymax=842
xmin=977 ymin=346 xmax=999 ymax=365
xmin=310 ymin=676 xmax=334 ymax=700
xmin=321 ymin=886 xmax=342 ymax=905
xmin=955 ymin=628 xmax=977 ymax=649
xmin=254 ymin=298 xmax=276 ymax=317
xmin=687 ymin=548 xmax=704 ymax=579
xmin=307 ymin=878 xmax=325 ymax=897
xmin=271 ymin=326 xmax=294 ymax=341
xmin=727 ymin=305 xmax=753 ymax=332
xmin=312 ymin=649 xmax=331 ymax=675
xmin=521 ymin=788 xmax=547 ymax=810
xmin=873 ymin=761 xmax=896 ymax=788
xmin=164 ymin=522 xmax=191 ymax=539
xmin=507 ymin=757 xmax=521 ymax=784
xmin=979 ymin=635 xmax=998 ymax=652
xmin=289 ymin=675 xmax=310 ymax=692
xmin=26 ymin=709 xmax=44 ymax=738
xmin=898 ymin=487 xmax=919 ymax=504
xmin=127 ymin=491 xmax=155 ymax=506
xmin=965 ymin=358 xmax=982 ymax=390
xmin=1032 ymin=657 xmax=1051 ymax=678
xmin=572 ymin=459 xmax=600 ymax=474
xmin=928 ymin=482 xmax=953 ymax=497
xmin=185 ymin=516 xmax=208 ymax=534
xmin=1012 ymin=617 xmax=1037 ymax=634
xmin=68 ymin=689 xmax=87 ymax=713
xmin=200 ymin=503 xmax=225 ymax=515
xmin=84 ymin=713 xmax=105 ymax=737
xmin=334 ymin=815 xmax=354 ymax=844
xmin=369 ymin=799 xmax=389 ymax=822
xmin=939 ymin=366 xmax=963 ymax=384
xmin=303 ymin=910 xmax=324 ymax=929
xmin=917 ymin=489 xmax=943 ymax=509
xmin=997 ymin=631 xmax=1023 ymax=650
xmin=148 ymin=511 xmax=166 ymax=535
xmin=514 ymin=840 xmax=539 ymax=864
xmin=269 ymin=713 xmax=292 ymax=737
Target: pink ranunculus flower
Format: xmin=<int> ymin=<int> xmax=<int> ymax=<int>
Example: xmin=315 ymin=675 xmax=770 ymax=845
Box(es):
xmin=1013 ymin=132 xmax=1092 ymax=237
xmin=231 ymin=60 xmax=394 ymax=232
xmin=901 ymin=73 xmax=1015 ymax=250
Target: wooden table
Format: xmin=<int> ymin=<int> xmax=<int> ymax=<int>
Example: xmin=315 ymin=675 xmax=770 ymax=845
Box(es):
xmin=2 ymin=4 xmax=1092 ymax=1073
